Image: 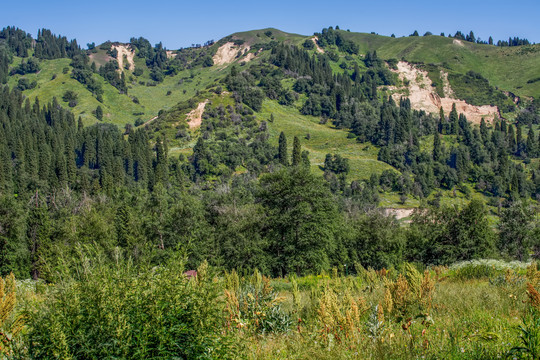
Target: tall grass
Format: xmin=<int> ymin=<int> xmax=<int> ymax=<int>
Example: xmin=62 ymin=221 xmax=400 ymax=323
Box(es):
xmin=10 ymin=258 xmax=540 ymax=359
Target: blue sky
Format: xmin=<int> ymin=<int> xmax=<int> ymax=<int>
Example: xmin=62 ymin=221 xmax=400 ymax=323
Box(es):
xmin=1 ymin=0 xmax=538 ymax=49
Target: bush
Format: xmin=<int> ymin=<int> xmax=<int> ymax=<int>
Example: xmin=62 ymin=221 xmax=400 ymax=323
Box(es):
xmin=449 ymin=259 xmax=531 ymax=280
xmin=62 ymin=90 xmax=78 ymax=103
xmin=16 ymin=78 xmax=37 ymax=91
xmin=26 ymin=247 xmax=236 ymax=359
xmin=302 ymin=39 xmax=315 ymax=50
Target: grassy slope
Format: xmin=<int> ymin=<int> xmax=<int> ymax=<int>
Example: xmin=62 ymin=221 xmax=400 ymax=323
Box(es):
xmin=260 ymin=99 xmax=394 ymax=180
xmin=5 ymin=29 xmax=537 ymax=210
xmin=8 ymin=29 xmax=539 ymax=128
xmin=339 ymin=31 xmax=540 ymax=99
xmin=8 ymin=57 xmax=143 ymax=126
xmin=228 ymin=28 xmax=306 ymax=46
xmin=7 ymin=53 xmax=221 ymax=126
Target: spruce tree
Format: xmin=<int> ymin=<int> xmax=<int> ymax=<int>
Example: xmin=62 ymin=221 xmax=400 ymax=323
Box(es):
xmin=433 ymin=133 xmax=442 ymax=162
xmin=292 ymin=136 xmax=301 ymax=166
xmin=516 ymin=123 xmax=524 ymax=156
xmin=115 ymin=204 xmax=130 ymax=247
xmin=449 ymin=103 xmax=459 ymax=135
xmin=27 ymin=196 xmax=51 ymax=280
xmin=278 ymin=131 xmax=288 ymax=166
xmin=480 ymin=118 xmax=488 ymax=142
xmin=301 ymin=150 xmax=311 ymax=168
xmin=508 ymin=125 xmax=516 ymax=153
xmin=96 ymin=105 xmax=103 ymax=121
xmin=438 ymin=107 xmax=445 ymax=134
xmin=526 ymin=127 xmax=537 ymax=157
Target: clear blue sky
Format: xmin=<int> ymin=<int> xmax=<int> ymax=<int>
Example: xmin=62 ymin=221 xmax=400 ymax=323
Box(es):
xmin=1 ymin=0 xmax=538 ymax=49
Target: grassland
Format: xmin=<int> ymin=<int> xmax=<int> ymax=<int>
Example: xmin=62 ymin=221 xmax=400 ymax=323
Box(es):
xmin=7 ymin=52 xmax=224 ymax=126
xmin=14 ymin=258 xmax=540 ymax=359
xmin=260 ymin=99 xmax=395 ymax=180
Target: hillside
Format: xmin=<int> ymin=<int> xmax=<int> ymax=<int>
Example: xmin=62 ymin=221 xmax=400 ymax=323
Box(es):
xmin=1 ymin=25 xmax=539 ymax=212
xmin=4 ymin=27 xmax=539 ymax=127
xmin=338 ymin=31 xmax=540 ymax=100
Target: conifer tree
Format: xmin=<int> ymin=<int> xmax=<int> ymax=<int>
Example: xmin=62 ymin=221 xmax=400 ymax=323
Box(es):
xmin=115 ymin=204 xmax=130 ymax=248
xmin=301 ymin=150 xmax=311 ymax=168
xmin=508 ymin=125 xmax=516 ymax=153
xmin=449 ymin=103 xmax=459 ymax=135
xmin=480 ymin=118 xmax=488 ymax=142
xmin=27 ymin=195 xmax=51 ymax=280
xmin=438 ymin=107 xmax=445 ymax=134
xmin=292 ymin=136 xmax=301 ymax=166
xmin=516 ymin=123 xmax=524 ymax=156
xmin=278 ymin=131 xmax=288 ymax=166
xmin=433 ymin=133 xmax=442 ymax=162
xmin=95 ymin=105 xmax=103 ymax=121
xmin=526 ymin=127 xmax=537 ymax=157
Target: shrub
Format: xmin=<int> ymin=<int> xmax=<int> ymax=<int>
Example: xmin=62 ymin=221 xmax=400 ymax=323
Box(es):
xmin=26 ymin=247 xmax=236 ymax=359
xmin=225 ymin=269 xmax=292 ymax=335
xmin=449 ymin=259 xmax=531 ymax=280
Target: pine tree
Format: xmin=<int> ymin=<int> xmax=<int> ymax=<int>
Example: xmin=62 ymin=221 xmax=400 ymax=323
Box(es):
xmin=516 ymin=123 xmax=524 ymax=156
xmin=480 ymin=118 xmax=488 ymax=143
xmin=95 ymin=105 xmax=103 ymax=121
xmin=155 ymin=135 xmax=168 ymax=184
xmin=508 ymin=125 xmax=516 ymax=153
xmin=115 ymin=204 xmax=130 ymax=247
xmin=65 ymin=139 xmax=76 ymax=184
xmin=292 ymin=136 xmax=301 ymax=166
xmin=278 ymin=131 xmax=288 ymax=166
xmin=438 ymin=107 xmax=445 ymax=134
xmin=78 ymin=116 xmax=84 ymax=132
xmin=27 ymin=194 xmax=51 ymax=280
xmin=433 ymin=133 xmax=442 ymax=162
xmin=526 ymin=127 xmax=536 ymax=157
xmin=449 ymin=103 xmax=459 ymax=135
xmin=301 ymin=150 xmax=311 ymax=168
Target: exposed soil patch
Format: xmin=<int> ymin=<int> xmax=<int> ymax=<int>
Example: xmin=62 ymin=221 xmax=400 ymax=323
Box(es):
xmin=440 ymin=70 xmax=454 ymax=97
xmin=383 ymin=208 xmax=415 ymax=220
xmin=88 ymin=52 xmax=113 ymax=67
xmin=112 ymin=44 xmax=135 ymax=71
xmin=312 ymin=37 xmax=324 ymax=53
xmin=453 ymin=39 xmax=464 ymax=47
xmin=187 ymin=100 xmax=209 ymax=129
xmin=391 ymin=61 xmax=499 ymax=124
xmin=213 ymin=42 xmax=250 ymax=66
xmin=244 ymin=52 xmax=257 ymax=62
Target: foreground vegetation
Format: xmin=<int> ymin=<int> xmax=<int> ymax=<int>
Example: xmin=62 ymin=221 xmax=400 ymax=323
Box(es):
xmin=3 ymin=255 xmax=540 ymax=359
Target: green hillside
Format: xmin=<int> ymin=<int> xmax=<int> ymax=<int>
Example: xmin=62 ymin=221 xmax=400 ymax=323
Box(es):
xmin=5 ymin=27 xmax=539 ymax=129
xmin=338 ymin=31 xmax=540 ymax=99
xmin=2 ymin=25 xmax=539 ymax=211
xmin=226 ymin=28 xmax=306 ymax=46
